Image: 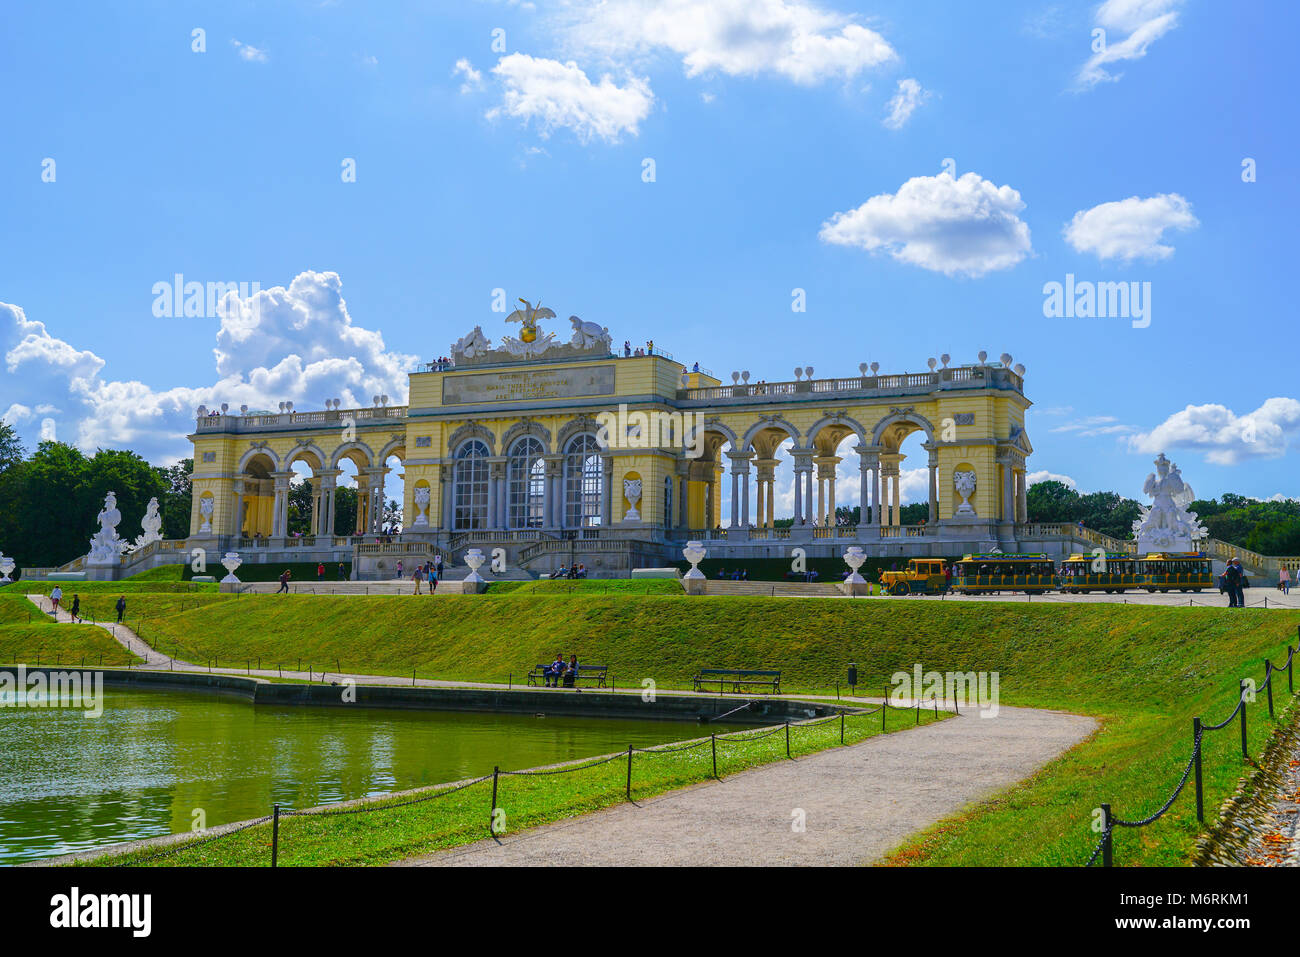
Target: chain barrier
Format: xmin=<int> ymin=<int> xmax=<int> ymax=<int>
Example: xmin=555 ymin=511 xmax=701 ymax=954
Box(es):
xmin=1088 ymin=641 xmax=1296 ymax=866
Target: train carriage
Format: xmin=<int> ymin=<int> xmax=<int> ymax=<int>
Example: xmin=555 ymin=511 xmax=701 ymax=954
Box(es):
xmin=1059 ymin=551 xmax=1211 ymax=594
xmin=951 ymin=553 xmax=1057 ymax=595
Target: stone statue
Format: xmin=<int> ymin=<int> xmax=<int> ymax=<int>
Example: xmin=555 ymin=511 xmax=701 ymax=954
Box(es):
xmin=623 ymin=478 xmax=642 ymax=521
xmin=953 ymin=469 xmax=977 ymax=515
xmin=569 ymin=315 xmax=612 ymax=351
xmin=198 ymin=496 xmax=215 ymax=533
xmin=1133 ymin=453 xmax=1207 ymax=553
xmin=88 ymin=491 xmax=125 ymax=565
xmin=452 ymin=326 xmax=491 ymax=360
xmin=134 ymin=497 xmax=163 ymax=547
xmin=505 ymin=298 xmax=556 ymax=343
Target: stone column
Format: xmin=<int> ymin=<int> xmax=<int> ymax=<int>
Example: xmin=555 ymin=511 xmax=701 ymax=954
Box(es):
xmin=792 ymin=462 xmax=804 ymax=524
xmin=231 ymin=479 xmax=246 ymax=538
xmin=999 ymin=456 xmax=1015 ymax=524
xmin=1017 ymin=465 xmax=1028 ymax=523
xmin=806 ymin=468 xmax=815 ymax=526
xmin=926 ymin=445 xmax=939 ymax=524
xmin=271 ymin=472 xmax=292 ymax=538
xmin=602 ymin=457 xmax=614 ymax=527
xmin=543 ymin=456 xmax=563 ymax=529
xmin=755 ymin=476 xmax=765 ymax=529
xmin=679 ymin=474 xmax=689 ymax=528
xmin=441 ymin=464 xmax=454 ymax=530
xmin=892 ymin=472 xmax=901 ymax=527
xmin=730 ymin=469 xmax=739 ymax=528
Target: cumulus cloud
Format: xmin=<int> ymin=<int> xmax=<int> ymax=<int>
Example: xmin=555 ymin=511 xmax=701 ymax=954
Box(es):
xmin=1027 ymin=470 xmax=1078 ymax=488
xmin=1075 ymin=0 xmax=1184 ymax=89
xmin=559 ymin=0 xmax=897 ymax=85
xmin=882 ymin=77 xmax=929 ymax=129
xmin=453 ymin=58 xmax=484 ymax=93
xmin=1064 ymin=193 xmax=1198 ymax=262
xmin=231 ymin=39 xmax=269 ymax=63
xmin=0 ymin=271 xmax=416 ymax=463
xmin=819 ymin=171 xmax=1033 ymax=278
xmin=486 ymin=53 xmax=654 ymax=143
xmin=1128 ymin=398 xmax=1300 ymax=466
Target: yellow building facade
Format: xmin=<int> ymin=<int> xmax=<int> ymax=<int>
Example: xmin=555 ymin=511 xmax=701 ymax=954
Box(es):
xmin=188 ymin=319 xmax=1037 ymax=577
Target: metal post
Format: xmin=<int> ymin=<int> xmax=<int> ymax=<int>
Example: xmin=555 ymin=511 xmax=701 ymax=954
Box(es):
xmin=626 ymin=745 xmax=633 ymax=799
xmin=840 ymin=712 xmax=845 ymax=744
xmin=1240 ymin=680 xmax=1249 ymax=759
xmin=785 ymin=722 xmax=791 ymax=758
xmin=1100 ymin=803 xmax=1112 ymax=867
xmin=1265 ymin=661 xmax=1274 ymax=718
xmin=490 ymin=766 xmax=500 ymax=835
xmin=271 ymin=803 xmax=280 ymax=867
xmin=1289 ymin=646 xmax=1294 ymax=695
xmin=1192 ymin=718 xmax=1204 ymax=824
xmin=711 ymin=733 xmax=718 ymax=778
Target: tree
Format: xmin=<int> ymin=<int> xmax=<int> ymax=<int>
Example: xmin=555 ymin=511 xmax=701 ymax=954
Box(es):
xmin=332 ymin=486 xmax=357 ymax=535
xmin=155 ymin=458 xmax=193 ymax=540
xmin=287 ymin=480 xmax=314 ymax=536
xmin=1025 ymin=480 xmax=1079 ymax=524
xmin=0 ymin=421 xmax=23 ymax=472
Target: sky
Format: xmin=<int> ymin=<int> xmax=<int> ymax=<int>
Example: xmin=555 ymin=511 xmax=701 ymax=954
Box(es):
xmin=1 ymin=0 xmax=1297 ymax=516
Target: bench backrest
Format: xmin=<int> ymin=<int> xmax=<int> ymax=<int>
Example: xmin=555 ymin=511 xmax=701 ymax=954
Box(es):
xmin=698 ymin=668 xmax=781 ymax=678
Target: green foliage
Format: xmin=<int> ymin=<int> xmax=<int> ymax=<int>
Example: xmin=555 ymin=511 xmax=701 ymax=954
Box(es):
xmin=1026 ymin=480 xmax=1141 ymax=540
xmin=155 ymin=459 xmax=192 ymax=540
xmin=1190 ymin=495 xmax=1300 ymax=555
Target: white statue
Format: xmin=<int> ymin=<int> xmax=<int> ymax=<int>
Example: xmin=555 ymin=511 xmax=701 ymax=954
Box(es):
xmin=88 ymin=491 xmax=125 ymax=565
xmin=220 ymin=551 xmax=242 ymax=584
xmin=411 ymin=486 xmax=431 ymax=528
xmin=569 ymin=315 xmax=612 ymax=351
xmin=499 ymin=331 xmax=557 ymax=357
xmin=198 ymin=496 xmax=215 ymax=534
xmin=623 ymin=478 xmax=642 ymax=521
xmin=953 ymin=470 xmax=977 ymax=515
xmin=452 ymin=326 xmax=491 ymax=359
xmin=1133 ymin=453 xmax=1207 ymax=553
xmin=134 ymin=496 xmax=163 ymax=547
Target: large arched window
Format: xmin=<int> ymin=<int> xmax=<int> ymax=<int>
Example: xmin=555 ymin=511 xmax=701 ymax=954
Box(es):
xmin=564 ymin=434 xmax=603 ymax=528
xmin=453 ymin=440 xmax=489 ymax=530
xmin=508 ymin=437 xmax=546 ymax=529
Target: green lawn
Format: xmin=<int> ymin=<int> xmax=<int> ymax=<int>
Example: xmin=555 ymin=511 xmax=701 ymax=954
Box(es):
xmin=0 ymin=623 xmax=142 ymax=666
xmin=86 ymin=702 xmax=942 ymax=867
xmin=486 ymin=578 xmax=682 ymax=595
xmin=21 ymin=581 xmax=220 ymax=595
xmin=100 ymin=593 xmax=1300 ymax=866
xmin=0 ymin=595 xmax=48 ymax=626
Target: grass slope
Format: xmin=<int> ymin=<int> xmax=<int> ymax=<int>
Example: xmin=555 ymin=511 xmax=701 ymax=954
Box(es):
xmin=122 ymin=594 xmax=1300 ymax=865
xmin=0 ymin=623 xmax=141 ymax=666
xmin=0 ymin=595 xmax=49 ymax=626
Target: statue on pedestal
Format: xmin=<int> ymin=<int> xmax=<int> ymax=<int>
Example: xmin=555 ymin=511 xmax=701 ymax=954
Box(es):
xmin=134 ymin=497 xmax=163 ymax=547
xmin=1133 ymin=453 xmax=1207 ymax=553
xmin=88 ymin=492 xmax=125 ymax=565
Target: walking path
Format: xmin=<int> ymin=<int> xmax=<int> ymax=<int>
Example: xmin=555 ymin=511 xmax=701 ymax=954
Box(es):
xmin=400 ymin=704 xmax=1096 ymax=867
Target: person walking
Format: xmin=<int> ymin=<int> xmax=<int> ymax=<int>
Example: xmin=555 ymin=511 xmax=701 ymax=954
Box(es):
xmin=427 ymin=565 xmax=437 ymax=594
xmin=396 ymin=559 xmax=403 ymax=581
xmin=70 ymin=594 xmax=80 ymax=623
xmin=1279 ymin=567 xmax=1290 ymax=596
xmin=115 ymin=595 xmax=126 ymax=623
xmin=316 ymin=562 xmax=325 ymax=581
xmin=278 ymin=569 xmax=291 ymax=594
xmin=50 ymin=585 xmax=62 ymax=615
xmin=338 ymin=561 xmax=346 ymax=580
xmin=411 ymin=568 xmax=422 ymax=595
xmin=436 ymin=554 xmax=444 ymax=578
xmin=1224 ymin=558 xmax=1244 ymax=608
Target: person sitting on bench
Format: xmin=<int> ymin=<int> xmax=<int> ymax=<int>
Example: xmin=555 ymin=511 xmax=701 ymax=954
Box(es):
xmin=545 ymin=652 xmax=565 ymax=687
xmin=562 ymin=654 xmax=580 ymax=690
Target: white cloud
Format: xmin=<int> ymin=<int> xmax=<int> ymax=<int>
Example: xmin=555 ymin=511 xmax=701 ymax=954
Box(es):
xmin=0 ymin=272 xmax=416 ymax=463
xmin=559 ymin=0 xmax=897 ymax=85
xmin=231 ymin=39 xmax=269 ymax=63
xmin=1027 ymin=470 xmax=1077 ymax=488
xmin=882 ymin=77 xmax=929 ymax=130
xmin=1064 ymin=193 xmax=1198 ymax=262
xmin=819 ymin=171 xmax=1033 ymax=278
xmin=1048 ymin=415 xmax=1137 ymax=438
xmin=453 ymin=58 xmax=484 ymax=93
xmin=1129 ymin=398 xmax=1300 ymax=466
xmin=1075 ymin=0 xmax=1184 ymax=89
xmin=487 ymin=53 xmax=654 ymax=143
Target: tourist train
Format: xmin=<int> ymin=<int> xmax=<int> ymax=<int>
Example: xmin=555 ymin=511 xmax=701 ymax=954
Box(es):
xmin=881 ymin=552 xmax=1214 ymax=596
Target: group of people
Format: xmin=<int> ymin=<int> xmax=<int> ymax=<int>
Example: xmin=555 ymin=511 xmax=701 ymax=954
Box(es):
xmin=1221 ymin=558 xmax=1250 ymax=607
xmin=716 ymin=567 xmax=750 ymax=581
xmin=541 ymin=653 xmax=582 ymax=689
xmin=555 ymin=563 xmax=587 ymax=579
xmin=622 ymin=340 xmax=655 ymax=357
xmin=314 ymin=562 xmax=349 ymax=581
xmin=47 ymin=586 xmax=126 ymax=622
xmin=407 ymin=556 xmax=444 ymax=594
xmin=430 ymin=356 xmax=455 ymax=370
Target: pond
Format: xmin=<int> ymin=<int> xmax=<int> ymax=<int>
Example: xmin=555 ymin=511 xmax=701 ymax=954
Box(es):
xmin=0 ymin=687 xmax=739 ymax=864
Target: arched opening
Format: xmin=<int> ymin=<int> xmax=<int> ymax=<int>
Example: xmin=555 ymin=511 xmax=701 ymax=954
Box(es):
xmin=507 ymin=436 xmax=546 ymax=529
xmin=810 ymin=422 xmax=861 ymax=530
xmin=378 ymin=448 xmax=405 ymax=534
xmin=877 ymin=420 xmax=932 ymax=527
xmin=745 ymin=425 xmax=797 ymax=529
xmin=237 ymin=452 xmax=276 ymax=538
xmin=564 ymin=434 xmax=603 ymax=528
xmin=453 ymin=439 xmax=490 ymax=530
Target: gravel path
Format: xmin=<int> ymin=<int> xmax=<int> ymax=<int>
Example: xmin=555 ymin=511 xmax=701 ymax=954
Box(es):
xmin=399 ymin=704 xmax=1096 ymax=867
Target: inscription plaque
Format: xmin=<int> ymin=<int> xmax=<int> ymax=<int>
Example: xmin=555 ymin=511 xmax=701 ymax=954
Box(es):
xmin=442 ymin=365 xmax=616 ymax=405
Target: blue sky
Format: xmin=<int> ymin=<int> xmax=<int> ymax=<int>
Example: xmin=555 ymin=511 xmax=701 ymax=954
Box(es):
xmin=1 ymin=0 xmax=1296 ymax=510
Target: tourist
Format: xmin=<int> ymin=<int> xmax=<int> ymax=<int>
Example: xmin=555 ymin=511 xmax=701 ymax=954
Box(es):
xmin=556 ymin=563 xmax=567 ymax=579
xmin=692 ymin=361 xmax=700 ymax=373
xmin=944 ymin=564 xmax=953 ymax=594
xmin=70 ymin=594 xmax=80 ymax=623
xmin=50 ymin=585 xmax=62 ymax=614
xmin=427 ymin=565 xmax=437 ymax=593
xmin=435 ymin=554 xmax=444 ymax=578
xmin=562 ymin=654 xmax=581 ymax=690
xmin=1224 ymin=558 xmax=1244 ymax=608
xmin=396 ymin=559 xmax=403 ymax=580
xmin=717 ymin=567 xmax=727 ymax=579
xmin=115 ymin=595 xmax=126 ymax=623
xmin=577 ymin=563 xmax=586 ymax=578
xmin=278 ymin=569 xmax=291 ymax=594
xmin=545 ymin=652 xmax=565 ymax=688
xmin=740 ymin=568 xmax=748 ymax=581
xmin=317 ymin=562 xmax=325 ymax=581
xmin=1279 ymin=567 xmax=1290 ymax=595
xmin=338 ymin=562 xmax=346 ymax=580
xmin=623 ymin=340 xmax=631 ymax=357
xmin=647 ymin=339 xmax=654 ymax=355
xmin=411 ymin=568 xmax=422 ymax=595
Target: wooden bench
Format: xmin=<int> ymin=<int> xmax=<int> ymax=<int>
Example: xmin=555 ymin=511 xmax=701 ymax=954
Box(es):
xmin=526 ymin=663 xmax=608 ymax=688
xmin=693 ymin=668 xmax=781 ymax=694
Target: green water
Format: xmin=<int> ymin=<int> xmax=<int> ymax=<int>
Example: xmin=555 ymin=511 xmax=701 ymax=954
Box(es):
xmin=0 ymin=687 xmax=734 ymax=864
